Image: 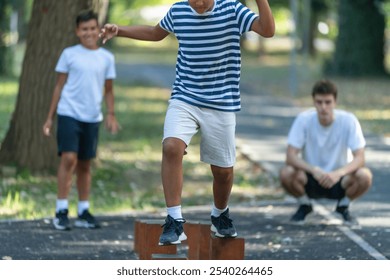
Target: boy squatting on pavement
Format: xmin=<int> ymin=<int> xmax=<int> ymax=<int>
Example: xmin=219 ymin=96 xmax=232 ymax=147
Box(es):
xmin=43 ymin=10 xmax=120 ymax=230
xmin=99 ymin=0 xmax=275 ymax=245
xmin=279 ymin=79 xmax=372 ymax=225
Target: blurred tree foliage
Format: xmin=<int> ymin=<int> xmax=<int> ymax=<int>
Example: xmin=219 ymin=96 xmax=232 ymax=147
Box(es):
xmin=326 ymin=0 xmax=387 ymax=76
xmin=0 ymin=0 xmax=31 ymax=76
xmin=109 ymin=0 xmax=172 ymax=25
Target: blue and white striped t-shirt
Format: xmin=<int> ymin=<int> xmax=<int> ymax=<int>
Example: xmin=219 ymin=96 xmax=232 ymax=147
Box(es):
xmin=160 ymin=0 xmax=258 ymax=112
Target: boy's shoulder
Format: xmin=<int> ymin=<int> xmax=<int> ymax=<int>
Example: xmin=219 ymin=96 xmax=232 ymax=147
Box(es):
xmin=334 ymin=109 xmax=360 ymax=123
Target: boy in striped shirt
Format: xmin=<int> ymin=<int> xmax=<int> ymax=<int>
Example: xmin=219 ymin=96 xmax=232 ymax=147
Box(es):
xmin=100 ymin=0 xmax=274 ymax=245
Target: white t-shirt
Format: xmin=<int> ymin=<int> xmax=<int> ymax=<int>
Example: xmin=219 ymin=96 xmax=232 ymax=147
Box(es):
xmin=287 ymin=109 xmax=366 ymax=172
xmin=55 ymin=44 xmax=116 ymax=122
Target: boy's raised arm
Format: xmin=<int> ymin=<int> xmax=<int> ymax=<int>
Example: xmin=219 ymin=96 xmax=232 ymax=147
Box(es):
xmin=250 ymin=0 xmax=275 ymax=38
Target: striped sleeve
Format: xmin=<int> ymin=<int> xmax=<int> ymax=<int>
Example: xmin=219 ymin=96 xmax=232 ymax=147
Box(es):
xmin=235 ymin=0 xmax=258 ymax=35
xmin=160 ymin=7 xmax=174 ymax=33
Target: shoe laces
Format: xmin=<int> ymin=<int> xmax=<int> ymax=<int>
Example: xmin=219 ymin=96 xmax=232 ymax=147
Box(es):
xmin=215 ymin=213 xmax=233 ymax=230
xmin=161 ymin=216 xmax=185 ymax=234
xmin=57 ymin=209 xmax=69 ymax=218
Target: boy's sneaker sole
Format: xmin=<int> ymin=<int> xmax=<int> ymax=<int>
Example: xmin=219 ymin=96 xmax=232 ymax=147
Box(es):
xmin=210 ymin=224 xmax=237 ymax=238
xmin=53 ymin=218 xmax=70 ymax=231
xmin=74 ymin=220 xmax=100 ymax=229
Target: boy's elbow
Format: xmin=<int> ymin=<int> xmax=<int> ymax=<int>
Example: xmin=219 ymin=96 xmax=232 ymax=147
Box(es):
xmin=262 ymin=25 xmax=275 ymax=38
xmin=150 ymin=25 xmax=169 ymax=41
xmin=252 ymin=23 xmax=275 ymax=38
xmin=151 ymin=35 xmax=166 ymax=42
xmin=262 ymin=30 xmax=275 ymax=38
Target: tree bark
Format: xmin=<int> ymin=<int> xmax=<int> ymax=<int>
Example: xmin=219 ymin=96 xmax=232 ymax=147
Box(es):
xmin=0 ymin=0 xmax=105 ymax=173
xmin=326 ymin=0 xmax=387 ymax=77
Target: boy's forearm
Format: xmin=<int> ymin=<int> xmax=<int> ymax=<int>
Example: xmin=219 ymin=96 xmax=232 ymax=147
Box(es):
xmin=335 ymin=151 xmax=365 ymax=177
xmin=104 ymin=80 xmax=115 ymax=114
xmin=104 ymin=90 xmax=115 ymax=115
xmin=46 ymin=87 xmax=61 ymax=120
xmin=252 ymin=0 xmax=275 ymax=37
xmin=286 ymin=154 xmax=315 ymax=174
xmin=117 ymin=24 xmax=167 ymax=41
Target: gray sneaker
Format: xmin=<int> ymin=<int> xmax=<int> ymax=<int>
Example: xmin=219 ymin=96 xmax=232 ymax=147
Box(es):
xmin=290 ymin=204 xmax=313 ymax=224
xmin=211 ymin=208 xmax=237 ymax=238
xmin=74 ymin=209 xmax=100 ymax=229
xmin=53 ymin=209 xmax=71 ymax=231
xmin=158 ymin=215 xmax=187 ymax=246
xmin=335 ymin=206 xmax=358 ymax=225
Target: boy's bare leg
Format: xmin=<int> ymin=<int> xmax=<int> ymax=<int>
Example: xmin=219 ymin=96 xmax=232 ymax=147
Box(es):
xmin=211 ymin=165 xmax=234 ymax=209
xmin=54 ymin=152 xmax=77 ymax=230
xmin=74 ymin=159 xmax=100 ymax=228
xmin=210 ymin=165 xmax=237 ymax=238
xmin=76 ymin=159 xmax=92 ymax=201
xmin=161 ymin=137 xmax=186 ymax=207
xmin=57 ymin=152 xmax=78 ymax=199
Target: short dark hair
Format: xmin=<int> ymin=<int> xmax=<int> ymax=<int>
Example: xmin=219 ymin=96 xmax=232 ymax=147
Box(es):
xmin=76 ymin=9 xmax=98 ymax=27
xmin=311 ymin=79 xmax=338 ymax=99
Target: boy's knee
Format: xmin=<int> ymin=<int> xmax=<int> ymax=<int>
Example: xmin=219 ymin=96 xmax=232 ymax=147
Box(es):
xmin=356 ymin=167 xmax=373 ymax=188
xmin=212 ymin=166 xmax=233 ymax=182
xmin=162 ymin=138 xmax=186 ymax=158
xmin=61 ymin=153 xmax=78 ymax=169
xmin=279 ymin=165 xmax=295 ymax=180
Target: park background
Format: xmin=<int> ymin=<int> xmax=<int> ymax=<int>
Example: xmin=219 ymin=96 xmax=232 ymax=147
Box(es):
xmin=0 ymin=0 xmax=389 ymax=221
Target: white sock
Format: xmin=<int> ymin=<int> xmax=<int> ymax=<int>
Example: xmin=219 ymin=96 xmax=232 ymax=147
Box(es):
xmin=211 ymin=204 xmax=228 ymax=217
xmin=56 ymin=199 xmax=68 ymax=212
xmin=78 ymin=201 xmax=89 ymax=215
xmin=297 ymin=194 xmax=311 ymax=205
xmin=167 ymin=205 xmax=183 ymax=220
xmin=337 ymin=197 xmax=350 ymax=207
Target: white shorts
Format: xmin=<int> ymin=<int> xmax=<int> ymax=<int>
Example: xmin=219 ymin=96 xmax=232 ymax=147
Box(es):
xmin=163 ymin=99 xmax=236 ymax=168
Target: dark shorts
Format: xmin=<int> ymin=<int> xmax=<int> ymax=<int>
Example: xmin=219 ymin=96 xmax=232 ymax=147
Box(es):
xmin=57 ymin=115 xmax=100 ymax=160
xmin=305 ymin=173 xmax=346 ymax=200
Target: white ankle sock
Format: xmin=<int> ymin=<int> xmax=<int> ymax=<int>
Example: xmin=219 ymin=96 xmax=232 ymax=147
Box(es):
xmin=211 ymin=204 xmax=228 ymax=217
xmin=167 ymin=205 xmax=183 ymax=220
xmin=56 ymin=199 xmax=68 ymax=212
xmin=78 ymin=201 xmax=89 ymax=215
xmin=297 ymin=194 xmax=311 ymax=205
xmin=337 ymin=197 xmax=350 ymax=207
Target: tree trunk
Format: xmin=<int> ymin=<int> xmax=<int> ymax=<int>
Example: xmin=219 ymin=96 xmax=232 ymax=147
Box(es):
xmin=0 ymin=0 xmax=105 ymax=173
xmin=326 ymin=0 xmax=386 ymax=77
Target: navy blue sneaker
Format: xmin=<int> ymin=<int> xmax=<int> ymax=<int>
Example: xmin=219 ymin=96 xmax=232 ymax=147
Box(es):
xmin=53 ymin=209 xmax=71 ymax=231
xmin=211 ymin=208 xmax=237 ymax=238
xmin=335 ymin=206 xmax=358 ymax=225
xmin=158 ymin=215 xmax=187 ymax=245
xmin=74 ymin=209 xmax=100 ymax=229
xmin=290 ymin=204 xmax=313 ymax=224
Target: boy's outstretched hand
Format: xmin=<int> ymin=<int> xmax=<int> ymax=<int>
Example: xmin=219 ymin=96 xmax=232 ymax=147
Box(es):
xmin=99 ymin=24 xmax=119 ymax=44
xmin=105 ymin=114 xmax=121 ymax=135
